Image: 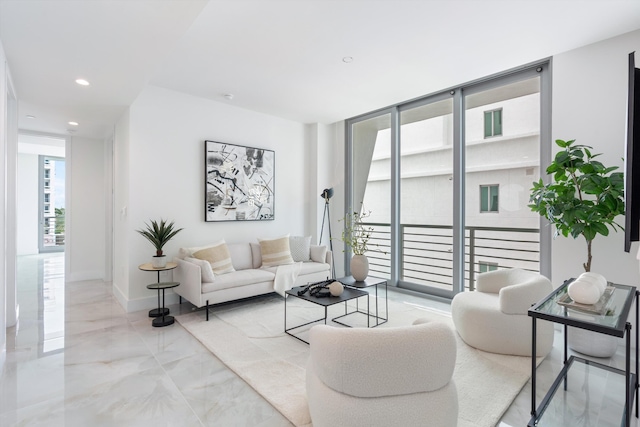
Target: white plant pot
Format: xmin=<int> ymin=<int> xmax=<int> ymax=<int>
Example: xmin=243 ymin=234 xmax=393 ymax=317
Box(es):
xmin=351 ymin=254 xmax=369 ymax=281
xmin=152 ymin=255 xmax=167 ymax=268
xmin=568 ymin=327 xmax=619 ymax=358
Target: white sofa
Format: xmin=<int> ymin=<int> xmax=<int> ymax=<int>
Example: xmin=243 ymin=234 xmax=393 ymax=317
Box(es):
xmin=173 ymin=242 xmax=332 ymax=320
xmin=306 ymin=319 xmax=458 ymax=427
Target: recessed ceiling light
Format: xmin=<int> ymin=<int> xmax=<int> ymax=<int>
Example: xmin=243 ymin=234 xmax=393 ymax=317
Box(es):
xmin=342 ymin=56 xmax=354 ymax=63
xmin=224 ymin=93 xmax=234 ymax=100
xmin=75 ymin=78 xmax=90 ymax=86
xmin=68 ymin=121 xmax=79 ymax=126
xmin=26 ymin=115 xmax=36 ymax=119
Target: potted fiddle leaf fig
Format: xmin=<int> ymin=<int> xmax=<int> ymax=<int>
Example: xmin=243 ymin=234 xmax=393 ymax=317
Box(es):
xmin=136 ymin=219 xmax=183 ymax=268
xmin=529 ymin=139 xmax=625 ymax=272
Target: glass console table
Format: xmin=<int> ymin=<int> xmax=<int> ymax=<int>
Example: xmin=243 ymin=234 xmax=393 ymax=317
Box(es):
xmin=528 ymin=279 xmax=638 ymax=426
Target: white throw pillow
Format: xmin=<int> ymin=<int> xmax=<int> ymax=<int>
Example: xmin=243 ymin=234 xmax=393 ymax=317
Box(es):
xmin=310 ymin=245 xmax=328 ymax=263
xmin=289 ymin=236 xmax=311 ymax=262
xmin=184 ymin=257 xmax=215 ymax=283
xmin=258 ymin=234 xmax=294 ymax=267
xmin=192 ymin=241 xmax=235 ymax=274
xmin=178 ymin=239 xmax=225 ymax=259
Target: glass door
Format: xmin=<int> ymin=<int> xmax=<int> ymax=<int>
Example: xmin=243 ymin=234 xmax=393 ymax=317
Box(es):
xmin=398 ymin=96 xmax=455 ymax=296
xmin=39 ymin=156 xmax=65 ymax=253
xmin=463 ymin=75 xmax=542 ymax=290
xmin=350 ymin=112 xmax=392 ymax=279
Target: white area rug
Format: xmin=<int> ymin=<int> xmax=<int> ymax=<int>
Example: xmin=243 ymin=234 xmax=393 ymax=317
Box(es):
xmin=176 ymin=295 xmax=541 ymax=427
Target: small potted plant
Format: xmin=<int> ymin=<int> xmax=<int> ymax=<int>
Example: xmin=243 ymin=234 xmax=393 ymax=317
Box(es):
xmin=339 ymin=206 xmax=376 ymax=281
xmin=136 ymin=219 xmax=183 ymax=268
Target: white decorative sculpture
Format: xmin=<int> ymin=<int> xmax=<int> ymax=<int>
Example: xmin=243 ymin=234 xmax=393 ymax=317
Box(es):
xmin=567 ymin=279 xmax=601 ymax=305
xmin=329 ymin=281 xmax=344 ymax=296
xmin=577 ymin=272 xmax=607 ymax=294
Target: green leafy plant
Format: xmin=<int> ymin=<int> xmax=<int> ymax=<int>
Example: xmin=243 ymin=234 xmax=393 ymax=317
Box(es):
xmin=136 ymin=219 xmax=183 ymax=257
xmin=529 ymin=139 xmax=624 ymax=272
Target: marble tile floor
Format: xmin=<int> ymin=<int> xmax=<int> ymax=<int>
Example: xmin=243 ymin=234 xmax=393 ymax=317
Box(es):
xmin=0 ymin=253 xmax=638 ymax=426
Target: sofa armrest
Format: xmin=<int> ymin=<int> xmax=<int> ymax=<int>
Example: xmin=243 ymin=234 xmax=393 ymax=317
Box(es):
xmin=173 ymin=258 xmax=205 ymax=307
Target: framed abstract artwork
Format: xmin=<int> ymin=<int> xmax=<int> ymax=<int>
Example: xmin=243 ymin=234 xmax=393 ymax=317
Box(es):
xmin=204 ymin=140 xmax=275 ymax=221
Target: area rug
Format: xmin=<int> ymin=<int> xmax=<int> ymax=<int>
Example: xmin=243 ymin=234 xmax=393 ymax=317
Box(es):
xmin=176 ymin=295 xmax=542 ymax=427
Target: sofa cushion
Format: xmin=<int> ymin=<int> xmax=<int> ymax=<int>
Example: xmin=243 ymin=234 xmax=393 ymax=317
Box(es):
xmin=227 ymin=243 xmax=253 ymax=271
xmin=310 ymin=245 xmax=328 ymax=264
xmin=250 ymin=243 xmax=262 ymax=269
xmin=184 ymin=257 xmax=216 ymax=283
xmin=202 ymin=269 xmax=276 ymax=293
xmin=290 ymin=236 xmax=311 ymax=262
xmin=258 ymin=235 xmax=294 ymax=267
xmin=193 ymin=241 xmax=235 ymax=274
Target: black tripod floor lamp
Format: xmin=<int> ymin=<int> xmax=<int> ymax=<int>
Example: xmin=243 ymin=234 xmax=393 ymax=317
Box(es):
xmin=319 ymin=188 xmax=336 ymax=279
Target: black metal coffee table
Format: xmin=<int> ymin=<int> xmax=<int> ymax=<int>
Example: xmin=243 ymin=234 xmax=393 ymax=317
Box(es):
xmin=334 ymin=276 xmax=388 ymax=327
xmin=284 ymin=285 xmax=368 ymax=344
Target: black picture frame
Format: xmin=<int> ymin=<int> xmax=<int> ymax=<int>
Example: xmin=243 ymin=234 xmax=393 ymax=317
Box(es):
xmin=204 ymin=140 xmax=275 ymax=222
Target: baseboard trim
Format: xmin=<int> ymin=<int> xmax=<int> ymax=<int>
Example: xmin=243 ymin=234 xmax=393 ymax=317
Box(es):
xmin=112 ymin=283 xmax=180 ymax=313
xmin=66 ymin=270 xmax=104 ymax=282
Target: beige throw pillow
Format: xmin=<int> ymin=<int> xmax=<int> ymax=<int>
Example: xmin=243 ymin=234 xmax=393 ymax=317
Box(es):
xmin=258 ymin=235 xmax=294 ymax=267
xmin=193 ymin=241 xmax=235 ymax=275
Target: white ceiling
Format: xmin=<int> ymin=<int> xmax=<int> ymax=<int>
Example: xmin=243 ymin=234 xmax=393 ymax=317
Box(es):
xmin=1 ymin=0 xmax=640 ymax=140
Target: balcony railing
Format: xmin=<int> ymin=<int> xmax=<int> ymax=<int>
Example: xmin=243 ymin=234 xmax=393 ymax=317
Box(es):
xmin=362 ymin=222 xmax=539 ymax=292
xmin=43 ymin=215 xmax=65 ymax=247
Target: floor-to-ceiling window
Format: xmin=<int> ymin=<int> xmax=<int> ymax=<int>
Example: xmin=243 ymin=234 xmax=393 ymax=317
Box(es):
xmin=39 ymin=155 xmax=65 ymax=253
xmin=346 ymin=63 xmax=550 ymax=297
xmin=350 ymin=112 xmax=392 ymax=280
xmin=463 ymin=74 xmax=542 ymax=291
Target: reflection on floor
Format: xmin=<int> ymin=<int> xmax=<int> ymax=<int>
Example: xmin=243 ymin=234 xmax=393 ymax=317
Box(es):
xmin=0 ymin=253 xmax=637 ymax=426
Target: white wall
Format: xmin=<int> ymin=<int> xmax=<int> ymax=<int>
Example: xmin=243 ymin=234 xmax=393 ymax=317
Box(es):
xmin=17 ymin=153 xmax=39 ymax=254
xmin=552 ymin=29 xmax=640 ymax=286
xmin=66 ymin=136 xmax=106 ymax=282
xmin=113 ymin=85 xmax=311 ymax=309
xmin=113 ymin=108 xmax=131 ymax=305
xmin=0 ymin=37 xmax=8 ymax=373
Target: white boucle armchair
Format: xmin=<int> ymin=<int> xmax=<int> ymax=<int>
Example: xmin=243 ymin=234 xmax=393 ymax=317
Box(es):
xmin=306 ymin=320 xmax=458 ymax=427
xmin=451 ymin=268 xmax=554 ymax=357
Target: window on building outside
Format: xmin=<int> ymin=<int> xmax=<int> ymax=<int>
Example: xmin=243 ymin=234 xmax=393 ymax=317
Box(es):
xmin=44 ymin=204 xmax=50 ymax=213
xmin=44 ymin=169 xmax=50 ymax=179
xmin=44 ymin=179 xmax=50 ymax=188
xmin=484 ymin=109 xmax=502 ymax=138
xmin=479 ymin=262 xmax=499 ymax=273
xmin=480 ymin=185 xmax=499 ymax=212
xmin=44 ymin=193 xmax=50 ymax=203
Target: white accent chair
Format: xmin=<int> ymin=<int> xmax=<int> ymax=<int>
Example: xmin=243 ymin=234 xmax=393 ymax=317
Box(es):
xmin=306 ymin=319 xmax=458 ymax=427
xmin=451 ymin=268 xmax=554 ymax=357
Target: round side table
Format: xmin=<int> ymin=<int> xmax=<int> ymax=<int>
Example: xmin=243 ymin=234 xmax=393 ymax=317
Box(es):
xmin=139 ymin=262 xmax=177 ymax=318
xmin=147 ymin=282 xmax=180 ymax=327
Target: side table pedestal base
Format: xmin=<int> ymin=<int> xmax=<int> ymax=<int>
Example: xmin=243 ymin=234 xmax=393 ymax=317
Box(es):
xmin=152 ymin=315 xmax=175 ymax=327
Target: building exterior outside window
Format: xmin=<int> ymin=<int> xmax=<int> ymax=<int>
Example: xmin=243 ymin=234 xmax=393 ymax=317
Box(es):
xmin=480 ymin=184 xmax=499 ymax=213
xmin=479 ymin=261 xmax=499 ymax=273
xmin=484 ymin=108 xmax=502 ymax=138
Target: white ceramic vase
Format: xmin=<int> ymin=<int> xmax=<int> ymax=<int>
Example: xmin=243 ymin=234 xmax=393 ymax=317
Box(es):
xmin=152 ymin=255 xmax=167 ymax=268
xmin=351 ymin=254 xmax=369 ymax=281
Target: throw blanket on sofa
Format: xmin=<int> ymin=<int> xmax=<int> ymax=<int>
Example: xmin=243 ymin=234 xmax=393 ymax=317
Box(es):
xmin=274 ymin=262 xmax=302 ymax=296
